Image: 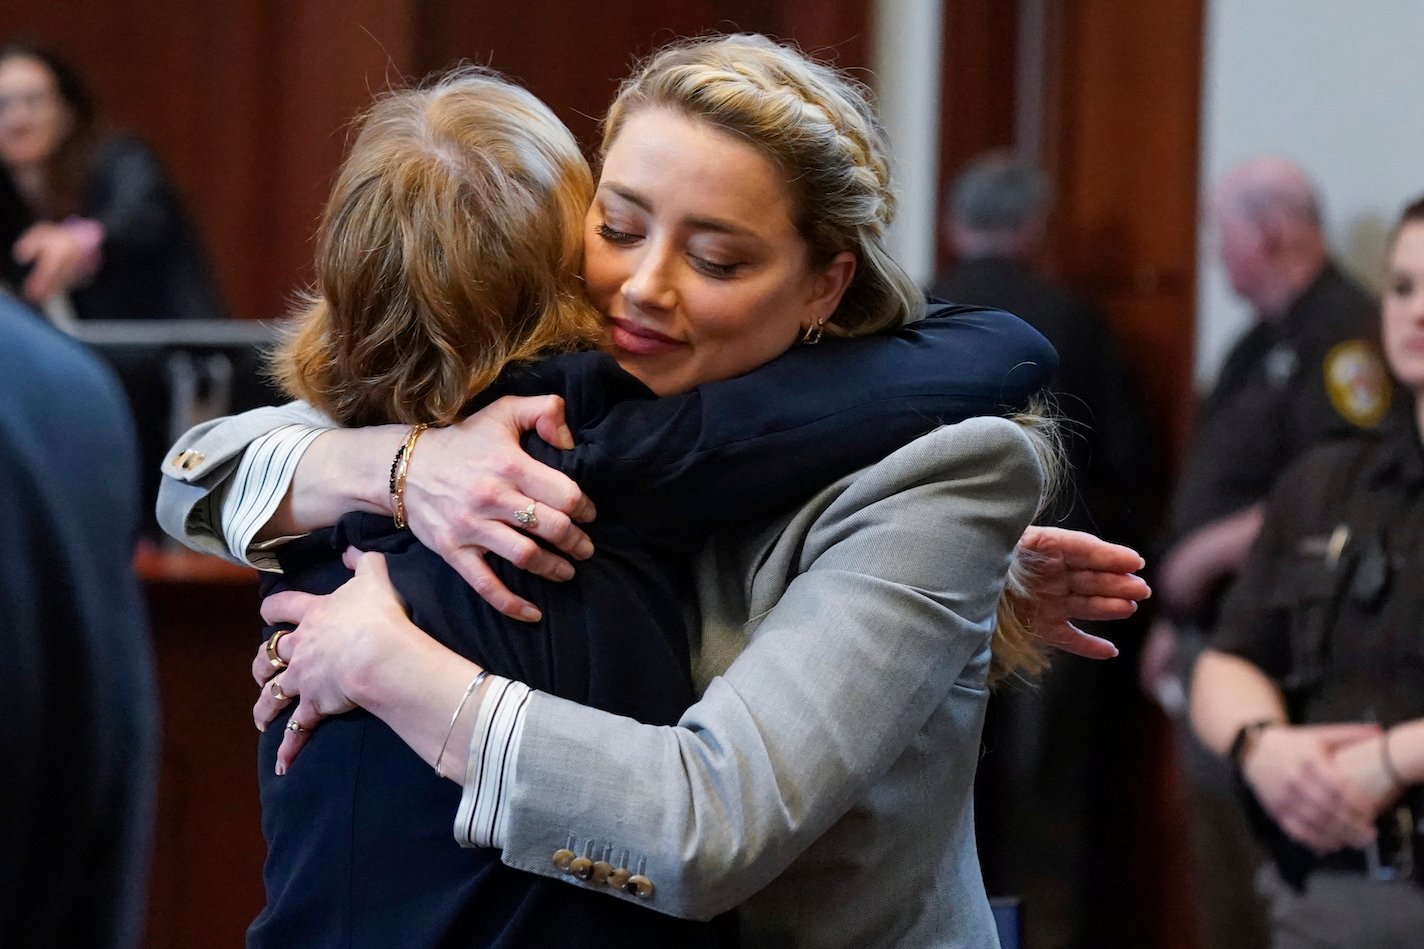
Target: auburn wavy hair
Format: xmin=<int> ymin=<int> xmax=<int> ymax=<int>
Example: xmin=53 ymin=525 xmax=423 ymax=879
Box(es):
xmin=271 ymin=68 xmax=601 ymax=427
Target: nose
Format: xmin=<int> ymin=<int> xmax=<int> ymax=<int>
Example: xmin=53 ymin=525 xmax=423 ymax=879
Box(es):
xmin=622 ymin=239 xmax=678 ymax=315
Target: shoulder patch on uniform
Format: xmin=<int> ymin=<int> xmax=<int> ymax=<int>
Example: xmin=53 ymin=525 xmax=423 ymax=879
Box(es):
xmin=1323 ymin=340 xmax=1391 ymax=428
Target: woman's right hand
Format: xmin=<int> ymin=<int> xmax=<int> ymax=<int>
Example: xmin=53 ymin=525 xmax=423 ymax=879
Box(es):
xmin=404 ymin=395 xmax=598 ymax=621
xmin=1241 ymin=722 xmax=1381 ymax=853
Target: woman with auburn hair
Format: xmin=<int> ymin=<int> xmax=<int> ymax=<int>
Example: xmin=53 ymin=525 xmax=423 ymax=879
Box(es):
xmin=162 ymin=35 xmax=1142 ymax=947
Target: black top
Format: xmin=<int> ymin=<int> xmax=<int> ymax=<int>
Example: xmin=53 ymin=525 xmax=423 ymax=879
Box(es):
xmin=0 ymin=299 xmax=157 ymax=949
xmin=0 ymin=136 xmax=226 ymax=321
xmin=1166 ymin=262 xmax=1400 ymax=627
xmin=1214 ymin=414 xmax=1424 ymax=728
xmin=249 ymin=305 xmax=1057 ymax=948
xmin=932 ymin=256 xmax=1156 ymax=542
xmin=1170 ymin=263 xmax=1394 ymax=539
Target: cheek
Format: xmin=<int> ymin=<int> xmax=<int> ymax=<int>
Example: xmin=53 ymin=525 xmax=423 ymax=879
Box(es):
xmin=695 ymin=286 xmax=806 ymax=372
xmin=580 ymin=240 xmax=619 ymax=313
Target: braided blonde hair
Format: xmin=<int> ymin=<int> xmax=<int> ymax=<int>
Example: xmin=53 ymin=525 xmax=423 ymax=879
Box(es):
xmin=601 ymin=33 xmax=925 ymax=336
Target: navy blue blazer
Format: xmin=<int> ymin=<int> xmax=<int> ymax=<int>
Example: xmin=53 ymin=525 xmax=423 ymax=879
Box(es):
xmin=249 ymin=305 xmax=1056 ymax=948
xmin=0 ymin=300 xmax=157 ymax=949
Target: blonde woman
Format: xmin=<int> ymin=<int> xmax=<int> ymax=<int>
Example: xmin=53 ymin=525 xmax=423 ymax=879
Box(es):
xmin=163 ymin=36 xmax=1142 ymax=948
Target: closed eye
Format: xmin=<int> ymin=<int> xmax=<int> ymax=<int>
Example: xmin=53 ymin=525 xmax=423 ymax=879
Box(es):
xmin=596 ymin=222 xmax=640 ymax=244
xmin=690 ymin=256 xmax=740 ymax=278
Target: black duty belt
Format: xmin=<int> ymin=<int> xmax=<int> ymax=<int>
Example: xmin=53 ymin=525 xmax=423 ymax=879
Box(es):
xmin=1314 ymin=802 xmax=1422 ymax=885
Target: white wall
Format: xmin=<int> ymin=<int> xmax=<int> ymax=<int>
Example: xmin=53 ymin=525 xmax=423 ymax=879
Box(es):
xmin=871 ymin=0 xmax=943 ymax=287
xmin=1196 ymin=0 xmax=1424 ymax=387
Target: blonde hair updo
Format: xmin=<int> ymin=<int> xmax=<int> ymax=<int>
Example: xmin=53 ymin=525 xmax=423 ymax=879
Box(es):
xmin=601 ymin=33 xmax=925 ymax=337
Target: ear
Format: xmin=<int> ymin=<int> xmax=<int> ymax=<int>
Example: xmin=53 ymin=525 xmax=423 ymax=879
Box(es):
xmin=805 ymin=250 xmax=857 ymax=323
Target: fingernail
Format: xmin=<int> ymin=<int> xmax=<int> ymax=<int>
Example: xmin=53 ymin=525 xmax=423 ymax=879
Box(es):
xmin=554 ymin=562 xmax=575 ymax=581
xmin=275 ymin=762 xmax=286 ymax=777
xmin=574 ymin=539 xmax=594 ymax=560
xmin=520 ymin=606 xmax=542 ymax=623
xmin=557 ymin=425 xmax=575 ymax=450
xmin=257 ymin=722 xmax=265 ymax=733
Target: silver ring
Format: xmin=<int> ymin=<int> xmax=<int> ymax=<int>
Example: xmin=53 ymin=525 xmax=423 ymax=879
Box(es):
xmin=286 ymin=719 xmax=306 ymax=733
xmin=514 ymin=502 xmax=539 ymax=529
xmin=271 ymin=677 xmax=289 ymax=702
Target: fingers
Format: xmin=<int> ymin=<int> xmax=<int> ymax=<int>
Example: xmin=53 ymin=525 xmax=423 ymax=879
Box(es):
xmin=1277 ymin=759 xmax=1376 ymax=851
xmin=1021 ymin=527 xmax=1146 ymax=572
xmin=253 ymin=671 xmax=297 ymax=732
xmin=444 ymin=547 xmax=543 ymax=623
xmin=1061 ymin=593 xmax=1141 ymax=622
xmin=1036 ymin=622 xmax=1120 ymax=660
xmin=1308 ymin=722 xmax=1384 ymax=751
xmin=251 ymin=627 xmax=297 ymax=685
xmin=1065 ymin=568 xmax=1152 ymax=603
xmin=22 ymin=243 xmax=66 ymax=301
xmin=275 ymin=701 xmax=325 ymax=776
xmin=261 ymin=589 xmax=319 ymax=627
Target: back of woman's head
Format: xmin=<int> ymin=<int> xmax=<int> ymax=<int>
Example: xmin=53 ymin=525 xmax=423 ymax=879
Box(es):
xmin=273 ymin=68 xmax=601 ymax=427
xmin=602 ymin=33 xmax=923 ymax=336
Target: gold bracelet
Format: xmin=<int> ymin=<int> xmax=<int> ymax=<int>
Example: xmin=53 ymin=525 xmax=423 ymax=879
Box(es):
xmin=390 ymin=423 xmax=429 ymax=530
xmin=435 ymin=670 xmax=489 ymax=780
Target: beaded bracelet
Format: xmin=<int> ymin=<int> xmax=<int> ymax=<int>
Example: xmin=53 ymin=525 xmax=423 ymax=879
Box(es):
xmin=390 ymin=423 xmax=429 ymax=530
xmin=435 ymin=670 xmax=489 ymax=780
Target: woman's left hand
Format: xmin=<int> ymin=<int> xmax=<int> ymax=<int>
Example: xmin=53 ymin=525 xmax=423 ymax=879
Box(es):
xmin=252 ymin=548 xmax=417 ymax=773
xmin=1333 ymin=732 xmax=1404 ymax=821
xmin=1017 ymin=526 xmax=1151 ymax=660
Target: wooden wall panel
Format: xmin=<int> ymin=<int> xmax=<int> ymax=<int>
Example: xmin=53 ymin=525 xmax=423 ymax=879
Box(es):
xmin=1040 ymin=0 xmax=1205 ymax=466
xmin=8 ymin=2 xmax=868 ymax=320
xmin=935 ymin=0 xmax=1019 ymax=274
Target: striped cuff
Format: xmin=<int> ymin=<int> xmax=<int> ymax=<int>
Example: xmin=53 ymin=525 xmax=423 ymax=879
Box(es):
xmin=455 ymin=676 xmax=531 ymax=849
xmin=219 ymin=424 xmax=326 ymax=570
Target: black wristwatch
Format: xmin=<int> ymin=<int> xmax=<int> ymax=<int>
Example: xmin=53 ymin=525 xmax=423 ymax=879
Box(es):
xmin=1229 ymin=719 xmax=1279 ymax=767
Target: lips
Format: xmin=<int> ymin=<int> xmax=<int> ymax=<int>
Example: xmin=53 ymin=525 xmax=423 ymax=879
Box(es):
xmin=607 ymin=317 xmax=685 ymax=355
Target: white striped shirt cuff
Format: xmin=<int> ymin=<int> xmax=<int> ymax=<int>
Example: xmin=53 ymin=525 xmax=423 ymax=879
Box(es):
xmin=218 ymin=424 xmax=326 ymax=571
xmin=455 ymin=676 xmax=531 ymax=849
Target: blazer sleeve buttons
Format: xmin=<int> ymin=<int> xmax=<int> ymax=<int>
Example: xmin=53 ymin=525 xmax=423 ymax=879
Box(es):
xmin=569 ymin=857 xmax=595 ymax=880
xmin=625 ymin=874 xmax=655 ymax=898
xmin=591 ymin=860 xmax=613 ymax=885
xmin=551 ymin=849 xmax=575 ymax=871
xmin=607 ymin=867 xmax=631 ymax=889
xmin=170 ymin=448 xmax=206 ymax=472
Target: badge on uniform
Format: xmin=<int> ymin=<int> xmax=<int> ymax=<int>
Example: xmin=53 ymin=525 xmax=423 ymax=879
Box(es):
xmin=1323 ymin=340 xmax=1391 ymax=428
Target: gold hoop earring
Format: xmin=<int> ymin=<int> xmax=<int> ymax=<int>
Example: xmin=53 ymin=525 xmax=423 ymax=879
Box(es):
xmin=801 ymin=319 xmax=825 ymax=345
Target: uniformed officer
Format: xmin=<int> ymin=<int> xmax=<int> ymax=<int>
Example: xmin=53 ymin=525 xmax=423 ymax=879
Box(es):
xmin=1189 ymin=194 xmax=1424 ymax=948
xmin=1143 ymin=157 xmax=1400 ymax=949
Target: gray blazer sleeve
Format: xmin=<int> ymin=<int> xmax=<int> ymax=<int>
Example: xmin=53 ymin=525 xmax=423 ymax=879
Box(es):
xmin=499 ymin=417 xmax=1045 ymax=919
xmin=155 ymin=401 xmax=337 ymax=560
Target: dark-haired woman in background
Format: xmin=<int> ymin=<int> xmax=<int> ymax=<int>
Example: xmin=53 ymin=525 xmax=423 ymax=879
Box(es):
xmin=0 ymin=41 xmax=225 ymax=322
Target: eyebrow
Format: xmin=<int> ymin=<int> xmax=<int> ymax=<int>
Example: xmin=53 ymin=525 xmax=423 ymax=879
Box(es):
xmin=602 ymin=183 xmax=756 ymax=238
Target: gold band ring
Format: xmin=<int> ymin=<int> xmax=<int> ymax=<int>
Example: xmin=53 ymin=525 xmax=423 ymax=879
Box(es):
xmin=266 ymin=628 xmax=292 ymax=670
xmin=271 ymin=677 xmax=290 ymax=702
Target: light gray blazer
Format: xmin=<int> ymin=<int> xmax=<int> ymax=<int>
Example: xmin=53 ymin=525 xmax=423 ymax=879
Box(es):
xmin=158 ymin=411 xmax=1042 ymax=948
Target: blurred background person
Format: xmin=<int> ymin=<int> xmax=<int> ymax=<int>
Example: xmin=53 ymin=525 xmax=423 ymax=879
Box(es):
xmin=931 ymin=152 xmax=1157 ymax=949
xmin=0 ymin=40 xmax=225 ymax=324
xmin=0 ymin=294 xmax=158 ymax=948
xmin=1144 ymin=156 xmax=1401 ymax=948
xmin=1190 ymin=194 xmax=1424 ymax=948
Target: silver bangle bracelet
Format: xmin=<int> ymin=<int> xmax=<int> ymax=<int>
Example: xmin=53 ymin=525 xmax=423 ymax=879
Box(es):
xmin=435 ymin=670 xmax=489 ymax=780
